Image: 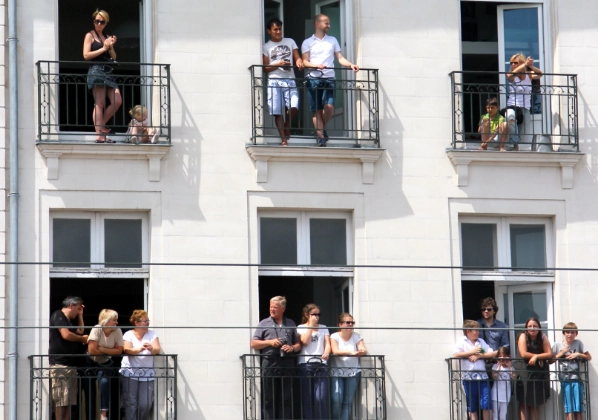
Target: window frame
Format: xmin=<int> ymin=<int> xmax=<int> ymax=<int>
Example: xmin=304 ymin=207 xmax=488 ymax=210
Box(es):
xmin=50 ymin=211 xmax=149 ymax=277
xmin=258 ymin=210 xmax=353 ymax=276
xmin=460 ymin=216 xmax=554 ymax=281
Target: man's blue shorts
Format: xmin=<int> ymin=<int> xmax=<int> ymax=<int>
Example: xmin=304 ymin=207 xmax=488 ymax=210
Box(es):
xmin=306 ymin=78 xmax=335 ymax=112
xmin=463 ymin=380 xmax=490 ymax=413
xmin=562 ymin=381 xmax=584 ymax=414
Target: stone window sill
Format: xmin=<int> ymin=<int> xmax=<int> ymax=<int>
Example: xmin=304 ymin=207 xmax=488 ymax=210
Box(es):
xmin=446 ymin=149 xmax=584 ymax=189
xmin=37 ymin=142 xmax=171 ymax=181
xmin=246 ymin=144 xmax=385 ymax=184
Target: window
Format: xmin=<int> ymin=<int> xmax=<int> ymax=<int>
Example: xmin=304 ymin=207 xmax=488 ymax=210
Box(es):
xmin=50 ymin=212 xmax=148 ymax=273
xmin=460 ymin=216 xmax=552 ymax=279
xmin=257 ymin=210 xmax=353 ymax=328
xmin=259 ymin=211 xmax=351 ymax=268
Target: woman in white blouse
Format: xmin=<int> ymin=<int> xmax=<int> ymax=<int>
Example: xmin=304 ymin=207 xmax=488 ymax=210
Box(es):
xmin=297 ymin=303 xmax=331 ymax=419
xmin=330 ymin=313 xmax=367 ymax=420
xmin=119 ymin=310 xmax=161 ymax=420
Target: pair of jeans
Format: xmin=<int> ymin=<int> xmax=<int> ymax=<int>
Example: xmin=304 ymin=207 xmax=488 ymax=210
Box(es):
xmin=120 ymin=376 xmax=154 ymax=420
xmin=299 ymin=362 xmax=329 ymax=419
xmin=261 ymin=357 xmax=294 ymax=419
xmin=331 ymin=373 xmax=361 ymax=420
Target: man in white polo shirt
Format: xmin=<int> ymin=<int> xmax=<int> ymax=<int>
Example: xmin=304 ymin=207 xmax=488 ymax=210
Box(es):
xmin=302 ymin=14 xmax=359 ymax=146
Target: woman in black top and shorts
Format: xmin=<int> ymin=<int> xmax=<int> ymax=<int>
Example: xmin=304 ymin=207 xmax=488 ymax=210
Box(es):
xmin=83 ymin=10 xmax=122 ymax=143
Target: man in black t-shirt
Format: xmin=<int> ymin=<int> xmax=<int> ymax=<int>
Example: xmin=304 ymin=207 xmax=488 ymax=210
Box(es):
xmin=49 ymin=296 xmax=88 ymax=420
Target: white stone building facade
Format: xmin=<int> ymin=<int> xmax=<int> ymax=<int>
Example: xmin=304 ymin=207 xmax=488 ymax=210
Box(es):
xmin=0 ymin=0 xmax=597 ymax=419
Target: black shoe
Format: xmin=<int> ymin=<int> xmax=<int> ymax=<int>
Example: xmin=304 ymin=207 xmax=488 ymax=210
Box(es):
xmin=323 ymin=129 xmax=329 ymax=140
xmin=318 ymin=138 xmax=327 ymax=147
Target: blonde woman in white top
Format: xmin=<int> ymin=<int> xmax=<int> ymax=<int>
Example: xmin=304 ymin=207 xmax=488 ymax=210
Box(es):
xmin=86 ymin=309 xmax=124 ymax=420
xmin=330 ymin=313 xmax=367 ymax=420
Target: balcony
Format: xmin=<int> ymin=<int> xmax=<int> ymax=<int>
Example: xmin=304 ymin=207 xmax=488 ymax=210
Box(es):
xmin=241 ymin=354 xmax=386 ymax=420
xmin=36 ymin=61 xmax=172 ymax=181
xmin=29 ymin=354 xmax=177 ymax=420
xmin=447 ymin=71 xmax=583 ymax=188
xmin=447 ymin=358 xmax=590 ymax=420
xmin=246 ymin=66 xmax=384 ymax=184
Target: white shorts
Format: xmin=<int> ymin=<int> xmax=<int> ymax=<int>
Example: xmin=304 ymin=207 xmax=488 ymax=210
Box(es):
xmin=267 ymin=78 xmax=299 ymax=116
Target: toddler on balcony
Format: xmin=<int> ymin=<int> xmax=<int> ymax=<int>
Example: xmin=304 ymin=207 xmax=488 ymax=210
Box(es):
xmin=127 ymin=105 xmax=158 ymax=144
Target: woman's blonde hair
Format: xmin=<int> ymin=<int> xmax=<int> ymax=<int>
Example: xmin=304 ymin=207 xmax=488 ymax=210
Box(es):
xmin=130 ymin=309 xmax=148 ymax=324
xmin=129 ymin=105 xmax=147 ymax=119
xmin=98 ymin=309 xmax=118 ymax=326
xmin=510 ymin=52 xmax=525 ymax=64
xmin=92 ymin=9 xmax=110 ymax=23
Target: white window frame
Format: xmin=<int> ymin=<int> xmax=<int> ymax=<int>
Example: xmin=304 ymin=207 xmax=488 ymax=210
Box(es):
xmin=495 ymin=282 xmax=554 ymax=349
xmin=50 ymin=211 xmax=149 ymax=277
xmin=460 ymin=216 xmax=554 ymax=282
xmin=258 ymin=210 xmax=353 ymax=276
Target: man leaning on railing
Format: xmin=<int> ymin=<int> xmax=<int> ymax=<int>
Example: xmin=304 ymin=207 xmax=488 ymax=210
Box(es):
xmin=48 ymin=296 xmax=89 ymax=420
xmin=301 ymin=14 xmax=359 ymax=147
xmin=250 ymin=296 xmax=301 ymax=420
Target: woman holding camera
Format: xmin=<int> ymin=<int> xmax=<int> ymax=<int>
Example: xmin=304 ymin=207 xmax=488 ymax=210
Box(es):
xmin=297 ymin=303 xmax=331 ymax=419
xmin=120 ymin=310 xmax=160 ymax=420
xmin=83 ymin=9 xmax=122 ymax=143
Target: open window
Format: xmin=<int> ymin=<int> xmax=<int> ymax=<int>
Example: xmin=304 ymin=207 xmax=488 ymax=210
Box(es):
xmin=56 ymin=0 xmax=143 ymax=132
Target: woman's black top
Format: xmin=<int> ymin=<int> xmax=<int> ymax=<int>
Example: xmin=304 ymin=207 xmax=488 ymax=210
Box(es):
xmin=89 ymin=30 xmax=112 ymax=63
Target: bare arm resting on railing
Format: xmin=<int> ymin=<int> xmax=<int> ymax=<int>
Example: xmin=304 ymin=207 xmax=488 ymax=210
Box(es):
xmin=518 ymin=332 xmax=551 ymax=365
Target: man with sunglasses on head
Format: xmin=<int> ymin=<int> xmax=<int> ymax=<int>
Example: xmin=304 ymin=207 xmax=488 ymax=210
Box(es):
xmin=301 ymin=14 xmax=359 ymax=147
xmin=477 ymin=297 xmax=509 ymax=352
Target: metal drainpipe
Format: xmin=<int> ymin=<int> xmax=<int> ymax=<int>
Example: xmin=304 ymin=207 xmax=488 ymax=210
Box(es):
xmin=7 ymin=0 xmax=18 ymax=416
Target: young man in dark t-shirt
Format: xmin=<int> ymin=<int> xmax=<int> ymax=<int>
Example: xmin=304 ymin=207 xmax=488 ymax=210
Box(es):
xmin=49 ymin=296 xmax=88 ymax=420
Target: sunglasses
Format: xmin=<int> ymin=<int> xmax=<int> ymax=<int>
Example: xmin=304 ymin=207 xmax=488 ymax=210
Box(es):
xmin=342 ymin=321 xmax=355 ymax=325
xmin=94 ymin=20 xmax=106 ymax=25
xmin=510 ymin=62 xmax=520 ymax=65
xmin=482 ymin=307 xmax=494 ymax=312
xmin=310 ymin=313 xmax=321 ymax=317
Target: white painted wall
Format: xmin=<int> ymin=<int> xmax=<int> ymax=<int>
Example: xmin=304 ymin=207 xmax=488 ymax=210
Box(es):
xmin=5 ymin=0 xmax=598 ymax=418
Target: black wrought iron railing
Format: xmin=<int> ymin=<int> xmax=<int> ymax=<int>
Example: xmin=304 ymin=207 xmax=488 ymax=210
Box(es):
xmin=450 ymin=71 xmax=578 ymax=151
xmin=241 ymin=354 xmax=386 ymax=420
xmin=36 ymin=61 xmax=171 ymax=144
xmin=249 ymin=65 xmax=380 ymax=147
xmin=447 ymin=358 xmax=590 ymax=420
xmin=29 ymin=354 xmax=177 ymax=420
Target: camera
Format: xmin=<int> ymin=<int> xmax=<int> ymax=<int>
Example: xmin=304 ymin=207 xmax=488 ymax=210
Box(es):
xmin=279 ymin=338 xmax=288 ymax=357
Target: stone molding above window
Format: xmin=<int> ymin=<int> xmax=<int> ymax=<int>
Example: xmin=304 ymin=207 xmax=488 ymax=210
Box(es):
xmin=246 ymin=145 xmax=385 ymax=184
xmin=37 ymin=143 xmax=171 ymax=181
xmin=446 ymin=149 xmax=584 ymax=189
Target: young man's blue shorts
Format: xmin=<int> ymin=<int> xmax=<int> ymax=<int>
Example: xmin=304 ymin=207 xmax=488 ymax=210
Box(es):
xmin=463 ymin=380 xmax=490 ymax=413
xmin=562 ymin=380 xmax=584 ymax=414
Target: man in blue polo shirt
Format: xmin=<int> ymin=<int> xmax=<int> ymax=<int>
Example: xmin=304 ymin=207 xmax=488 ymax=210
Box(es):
xmin=477 ymin=297 xmax=509 ymax=351
xmin=301 ymin=14 xmax=359 ymax=146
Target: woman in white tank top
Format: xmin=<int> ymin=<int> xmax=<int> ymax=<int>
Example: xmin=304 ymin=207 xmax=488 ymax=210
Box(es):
xmin=506 ymin=53 xmax=543 ymax=110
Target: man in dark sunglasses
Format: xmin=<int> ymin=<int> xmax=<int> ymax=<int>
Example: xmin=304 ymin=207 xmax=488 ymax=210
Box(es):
xmin=477 ymin=297 xmax=509 ymax=352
